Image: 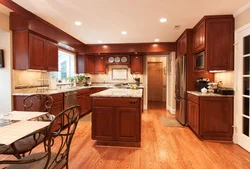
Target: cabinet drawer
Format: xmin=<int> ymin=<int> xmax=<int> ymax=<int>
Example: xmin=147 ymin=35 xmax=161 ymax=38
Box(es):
xmin=92 ymin=98 xmax=140 ymax=107
xmin=51 ymin=93 xmax=63 ymax=102
xmin=77 ymin=89 xmax=89 ymax=95
xmin=187 ymin=94 xmax=199 ymax=104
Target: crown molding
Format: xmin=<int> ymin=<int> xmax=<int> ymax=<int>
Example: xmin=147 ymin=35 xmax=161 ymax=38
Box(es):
xmin=233 ymin=2 xmax=250 ymax=17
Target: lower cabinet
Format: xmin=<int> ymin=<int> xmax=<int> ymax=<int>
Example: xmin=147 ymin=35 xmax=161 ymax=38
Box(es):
xmin=92 ymin=107 xmax=116 ymax=141
xmin=77 ymin=89 xmax=91 ymax=116
xmin=187 ymin=94 xmax=233 ymax=141
xmin=91 ymin=97 xmax=141 ymax=147
xmin=116 ymin=107 xmax=140 ymax=141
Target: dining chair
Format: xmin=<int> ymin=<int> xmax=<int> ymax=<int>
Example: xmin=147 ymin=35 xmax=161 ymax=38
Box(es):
xmin=0 ymin=94 xmax=54 ymax=159
xmin=0 ymin=105 xmax=80 ymax=169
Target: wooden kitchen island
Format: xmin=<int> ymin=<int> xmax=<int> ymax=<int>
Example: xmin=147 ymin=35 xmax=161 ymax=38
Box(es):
xmin=90 ymin=89 xmax=142 ymax=147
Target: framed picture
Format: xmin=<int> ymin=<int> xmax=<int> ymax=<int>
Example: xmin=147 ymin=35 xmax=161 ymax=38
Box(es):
xmin=168 ymin=56 xmax=172 ymax=74
xmin=164 ymin=67 xmax=167 ymax=75
xmin=112 ymin=68 xmax=128 ymax=80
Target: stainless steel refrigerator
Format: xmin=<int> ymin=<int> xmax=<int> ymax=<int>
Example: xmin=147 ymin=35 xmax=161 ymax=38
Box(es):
xmin=175 ymin=55 xmax=186 ymax=125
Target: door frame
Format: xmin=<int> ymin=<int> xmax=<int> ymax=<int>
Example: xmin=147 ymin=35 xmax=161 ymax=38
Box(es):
xmin=234 ymin=22 xmax=250 ymax=152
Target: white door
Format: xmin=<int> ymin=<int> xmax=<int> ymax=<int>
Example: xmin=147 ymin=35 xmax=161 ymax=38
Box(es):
xmin=235 ymin=25 xmax=250 ymax=152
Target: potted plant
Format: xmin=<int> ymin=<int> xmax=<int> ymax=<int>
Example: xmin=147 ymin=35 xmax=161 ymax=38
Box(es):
xmin=76 ymin=74 xmax=85 ymax=86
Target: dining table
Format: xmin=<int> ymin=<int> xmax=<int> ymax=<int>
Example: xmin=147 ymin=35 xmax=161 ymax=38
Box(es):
xmin=0 ymin=111 xmax=50 ymax=150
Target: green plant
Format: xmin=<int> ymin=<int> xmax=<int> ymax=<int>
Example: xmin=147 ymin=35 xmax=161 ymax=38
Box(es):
xmin=76 ymin=74 xmax=85 ymax=83
xmin=67 ymin=77 xmax=74 ymax=83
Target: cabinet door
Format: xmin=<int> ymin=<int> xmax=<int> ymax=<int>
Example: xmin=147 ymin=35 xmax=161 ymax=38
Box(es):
xmin=177 ymin=39 xmax=182 ymax=57
xmin=29 ymin=33 xmax=46 ymax=70
xmin=193 ymin=21 xmax=205 ymax=53
xmin=116 ymin=107 xmax=140 ymax=141
xmin=95 ymin=55 xmax=106 ymax=74
xmin=45 ymin=41 xmax=58 ymax=71
xmin=131 ymin=55 xmax=143 ymax=74
xmin=200 ymin=97 xmax=233 ymax=140
xmin=206 ymin=18 xmax=234 ymax=71
xmin=82 ymin=94 xmax=91 ymax=114
xmin=50 ymin=100 xmax=64 ymax=131
xmin=187 ymin=100 xmax=194 ymax=127
xmin=181 ymin=34 xmax=187 ymax=55
xmin=192 ymin=102 xmax=199 ymax=135
xmin=92 ymin=107 xmax=116 ymax=141
xmin=77 ymin=95 xmax=84 ymax=115
xmin=86 ymin=55 xmax=95 ymax=74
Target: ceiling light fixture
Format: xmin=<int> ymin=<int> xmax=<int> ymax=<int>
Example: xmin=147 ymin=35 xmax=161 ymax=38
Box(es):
xmin=160 ymin=18 xmax=167 ymax=23
xmin=122 ymin=31 xmax=127 ymax=35
xmin=74 ymin=21 xmax=82 ymax=26
xmin=97 ymin=40 xmax=103 ymax=43
xmin=154 ymin=39 xmax=159 ymax=42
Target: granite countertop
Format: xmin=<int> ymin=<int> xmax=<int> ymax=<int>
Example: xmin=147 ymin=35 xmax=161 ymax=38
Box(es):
xmin=12 ymin=85 xmax=144 ymax=96
xmin=187 ymin=91 xmax=234 ymax=97
xmin=90 ymin=88 xmax=143 ymax=98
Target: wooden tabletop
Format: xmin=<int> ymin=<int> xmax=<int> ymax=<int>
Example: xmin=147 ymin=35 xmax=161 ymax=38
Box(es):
xmin=0 ymin=121 xmax=50 ymax=145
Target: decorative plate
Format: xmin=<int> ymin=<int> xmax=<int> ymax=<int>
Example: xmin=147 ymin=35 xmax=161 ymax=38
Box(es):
xmin=121 ymin=56 xmax=127 ymax=63
xmin=108 ymin=57 xmax=114 ymax=63
xmin=115 ymin=57 xmax=120 ymax=63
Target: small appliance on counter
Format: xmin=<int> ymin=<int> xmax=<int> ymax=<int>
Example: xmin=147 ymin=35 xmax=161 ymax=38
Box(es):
xmin=134 ymin=77 xmax=140 ymax=86
xmin=197 ymin=78 xmax=209 ymax=92
xmin=85 ymin=76 xmax=91 ymax=86
xmin=215 ymin=87 xmax=234 ymax=95
xmin=48 ymin=78 xmax=57 ymax=90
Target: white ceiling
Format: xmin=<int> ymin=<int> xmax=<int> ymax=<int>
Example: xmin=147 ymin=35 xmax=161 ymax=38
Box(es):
xmin=12 ymin=0 xmax=249 ymax=44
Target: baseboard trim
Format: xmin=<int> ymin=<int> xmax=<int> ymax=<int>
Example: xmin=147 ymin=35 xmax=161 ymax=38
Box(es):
xmin=233 ymin=134 xmax=238 ymax=144
xmin=167 ymin=105 xmax=176 ymax=114
xmin=143 ymin=104 xmax=147 ymax=110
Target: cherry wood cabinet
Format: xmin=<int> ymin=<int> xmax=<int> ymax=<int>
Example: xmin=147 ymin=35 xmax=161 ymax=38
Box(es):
xmin=193 ymin=20 xmax=205 ymax=53
xmin=92 ymin=107 xmax=116 ymax=141
xmin=131 ymin=55 xmax=143 ymax=74
xmin=187 ymin=93 xmax=233 ymax=141
xmin=116 ymin=107 xmax=140 ymax=141
xmin=176 ymin=33 xmax=187 ymax=57
xmin=92 ymin=97 xmax=142 ymax=147
xmin=78 ymin=55 xmax=106 ymax=74
xmin=77 ymin=89 xmax=91 ymax=116
xmin=13 ymin=31 xmax=58 ymax=71
xmin=192 ymin=15 xmax=234 ymax=71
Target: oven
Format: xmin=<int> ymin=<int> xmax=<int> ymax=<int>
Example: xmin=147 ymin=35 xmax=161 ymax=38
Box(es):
xmin=195 ymin=51 xmax=205 ymax=70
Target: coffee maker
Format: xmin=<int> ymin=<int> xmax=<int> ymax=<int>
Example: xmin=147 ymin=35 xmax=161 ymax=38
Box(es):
xmin=134 ymin=77 xmax=140 ymax=86
xmin=197 ymin=78 xmax=209 ymax=92
xmin=85 ymin=76 xmax=91 ymax=86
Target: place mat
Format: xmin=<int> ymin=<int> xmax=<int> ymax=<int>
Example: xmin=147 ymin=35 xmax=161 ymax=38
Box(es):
xmin=160 ymin=117 xmax=183 ymax=127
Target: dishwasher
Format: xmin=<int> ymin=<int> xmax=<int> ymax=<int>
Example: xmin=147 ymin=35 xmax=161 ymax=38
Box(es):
xmin=64 ymin=91 xmax=77 ymax=109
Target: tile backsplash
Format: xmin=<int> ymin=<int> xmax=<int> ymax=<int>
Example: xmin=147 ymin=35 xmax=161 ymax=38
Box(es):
xmin=88 ymin=65 xmax=143 ymax=84
xmin=214 ymin=71 xmax=234 ymax=88
xmin=13 ymin=70 xmax=49 ymax=88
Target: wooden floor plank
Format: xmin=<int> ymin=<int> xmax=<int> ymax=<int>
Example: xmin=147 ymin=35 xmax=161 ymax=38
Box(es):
xmin=1 ymin=102 xmax=250 ymax=169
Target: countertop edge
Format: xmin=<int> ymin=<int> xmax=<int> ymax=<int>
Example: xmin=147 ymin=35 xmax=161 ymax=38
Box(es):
xmin=187 ymin=91 xmax=234 ymax=97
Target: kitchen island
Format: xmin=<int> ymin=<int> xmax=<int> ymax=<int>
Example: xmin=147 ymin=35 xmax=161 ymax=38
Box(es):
xmin=90 ymin=89 xmax=143 ymax=147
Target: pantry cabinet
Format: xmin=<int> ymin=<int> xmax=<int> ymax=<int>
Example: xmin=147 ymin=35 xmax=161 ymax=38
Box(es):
xmin=176 ymin=32 xmax=187 ymax=57
xmin=13 ymin=31 xmax=58 ymax=71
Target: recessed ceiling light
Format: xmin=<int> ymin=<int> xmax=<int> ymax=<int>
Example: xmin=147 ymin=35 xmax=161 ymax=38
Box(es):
xmin=154 ymin=39 xmax=159 ymax=42
xmin=97 ymin=40 xmax=103 ymax=43
xmin=122 ymin=31 xmax=127 ymax=35
xmin=74 ymin=21 xmax=82 ymax=26
xmin=160 ymin=18 xmax=167 ymax=23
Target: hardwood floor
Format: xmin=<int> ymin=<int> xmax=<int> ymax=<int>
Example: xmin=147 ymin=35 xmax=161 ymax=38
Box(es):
xmin=1 ymin=104 xmax=250 ymax=169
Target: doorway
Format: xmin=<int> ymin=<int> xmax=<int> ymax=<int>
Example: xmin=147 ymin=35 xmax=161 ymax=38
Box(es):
xmin=235 ymin=24 xmax=250 ymax=152
xmin=147 ymin=56 xmax=167 ymax=110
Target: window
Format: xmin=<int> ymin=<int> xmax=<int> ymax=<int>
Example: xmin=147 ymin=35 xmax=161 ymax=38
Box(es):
xmin=50 ymin=50 xmax=76 ymax=80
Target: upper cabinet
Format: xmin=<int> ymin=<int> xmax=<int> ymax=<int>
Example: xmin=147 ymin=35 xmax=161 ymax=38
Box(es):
xmin=193 ymin=15 xmax=234 ymax=71
xmin=176 ymin=33 xmax=187 ymax=57
xmin=77 ymin=55 xmax=106 ymax=74
xmin=193 ymin=20 xmax=205 ymax=53
xmin=13 ymin=31 xmax=58 ymax=71
xmin=131 ymin=55 xmax=143 ymax=74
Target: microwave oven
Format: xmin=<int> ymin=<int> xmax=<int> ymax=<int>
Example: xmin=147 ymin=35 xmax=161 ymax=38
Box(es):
xmin=195 ymin=51 xmax=205 ymax=70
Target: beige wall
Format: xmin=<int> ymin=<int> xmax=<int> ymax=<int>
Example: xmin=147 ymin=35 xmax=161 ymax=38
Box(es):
xmin=0 ymin=12 xmax=12 ymax=114
xmin=235 ymin=7 xmax=250 ymax=30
